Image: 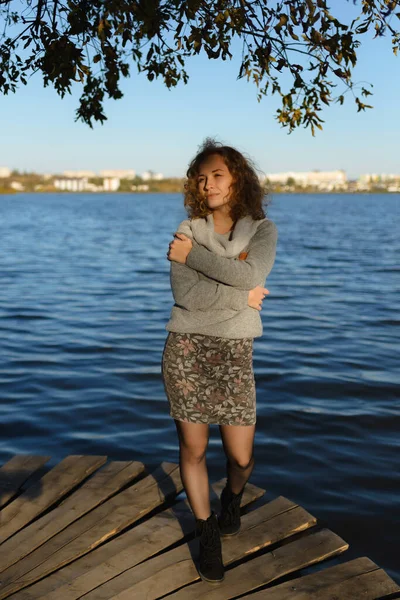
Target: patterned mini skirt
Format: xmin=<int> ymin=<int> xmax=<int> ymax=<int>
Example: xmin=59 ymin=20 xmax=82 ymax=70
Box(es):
xmin=161 ymin=331 xmax=256 ymax=426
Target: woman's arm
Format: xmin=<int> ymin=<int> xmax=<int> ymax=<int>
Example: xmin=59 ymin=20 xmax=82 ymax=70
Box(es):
xmin=185 ymin=220 xmax=278 ymax=290
xmin=170 ymin=260 xmax=249 ymax=311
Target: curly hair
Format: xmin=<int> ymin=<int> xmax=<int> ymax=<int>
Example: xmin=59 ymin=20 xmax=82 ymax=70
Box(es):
xmin=183 ymin=137 xmax=270 ymax=221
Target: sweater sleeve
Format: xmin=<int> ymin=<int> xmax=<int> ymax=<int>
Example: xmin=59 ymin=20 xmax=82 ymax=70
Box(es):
xmin=169 ymin=260 xmax=249 ymax=311
xmin=185 ymin=219 xmax=278 ymax=290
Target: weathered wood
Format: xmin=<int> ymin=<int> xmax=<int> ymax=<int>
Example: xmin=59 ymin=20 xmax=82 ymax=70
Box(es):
xmin=78 ymin=496 xmax=317 ymax=600
xmin=239 ymin=557 xmax=400 ymax=599
xmin=0 ymin=462 xmax=183 ymax=600
xmin=0 ymin=455 xmax=397 ymax=600
xmin=0 ymin=455 xmax=50 ymax=509
xmin=17 ymin=480 xmax=265 ymax=600
xmin=0 ymin=460 xmax=144 ymax=572
xmin=166 ymin=528 xmax=348 ymax=599
xmin=0 ymin=455 xmax=106 ymax=546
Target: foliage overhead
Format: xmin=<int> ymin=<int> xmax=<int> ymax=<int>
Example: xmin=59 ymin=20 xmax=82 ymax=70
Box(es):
xmin=0 ymin=0 xmax=399 ymax=134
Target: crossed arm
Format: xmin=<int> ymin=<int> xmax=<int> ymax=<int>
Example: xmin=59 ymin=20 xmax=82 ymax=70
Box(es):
xmin=170 ymin=260 xmax=249 ymax=312
xmin=170 ymin=219 xmax=278 ymax=311
xmin=185 ymin=220 xmax=278 ymax=290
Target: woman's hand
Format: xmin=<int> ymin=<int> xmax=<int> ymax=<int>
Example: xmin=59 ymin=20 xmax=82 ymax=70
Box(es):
xmin=167 ymin=232 xmax=193 ymax=264
xmin=248 ymin=285 xmax=269 ymax=311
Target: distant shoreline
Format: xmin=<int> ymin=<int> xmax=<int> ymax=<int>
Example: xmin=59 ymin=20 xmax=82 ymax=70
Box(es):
xmin=1 ymin=189 xmax=397 ymax=195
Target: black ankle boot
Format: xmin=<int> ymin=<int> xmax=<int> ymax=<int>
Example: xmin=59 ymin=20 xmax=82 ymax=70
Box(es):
xmin=218 ymin=483 xmax=245 ymax=536
xmin=195 ymin=510 xmax=224 ymax=583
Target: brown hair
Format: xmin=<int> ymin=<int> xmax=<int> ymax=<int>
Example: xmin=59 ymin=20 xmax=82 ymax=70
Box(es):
xmin=183 ymin=137 xmax=270 ymax=221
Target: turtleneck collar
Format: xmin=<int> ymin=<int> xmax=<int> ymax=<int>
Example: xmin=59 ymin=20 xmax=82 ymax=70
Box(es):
xmin=177 ymin=212 xmax=266 ymax=258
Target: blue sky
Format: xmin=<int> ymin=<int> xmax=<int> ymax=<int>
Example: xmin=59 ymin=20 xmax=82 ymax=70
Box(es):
xmin=0 ymin=3 xmax=398 ymax=179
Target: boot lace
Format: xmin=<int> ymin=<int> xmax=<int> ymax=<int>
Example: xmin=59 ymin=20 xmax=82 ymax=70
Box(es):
xmin=221 ymin=488 xmax=242 ymax=525
xmin=225 ymin=495 xmax=241 ymax=524
xmin=199 ymin=519 xmax=222 ymax=567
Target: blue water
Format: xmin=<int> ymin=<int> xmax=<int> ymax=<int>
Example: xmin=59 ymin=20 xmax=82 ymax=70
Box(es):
xmin=0 ymin=192 xmax=399 ymax=582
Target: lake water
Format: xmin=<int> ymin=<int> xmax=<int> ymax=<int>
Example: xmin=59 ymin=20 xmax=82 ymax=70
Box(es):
xmin=0 ymin=192 xmax=399 ymax=583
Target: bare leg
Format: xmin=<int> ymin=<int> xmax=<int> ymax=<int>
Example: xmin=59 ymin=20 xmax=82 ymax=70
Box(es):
xmin=219 ymin=424 xmax=256 ymax=494
xmin=174 ymin=419 xmax=211 ymax=520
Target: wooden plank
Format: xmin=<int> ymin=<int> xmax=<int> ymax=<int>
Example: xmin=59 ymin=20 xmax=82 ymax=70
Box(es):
xmin=239 ymin=556 xmax=400 ymax=599
xmin=0 ymin=455 xmax=50 ymax=509
xmin=16 ymin=480 xmax=265 ymax=600
xmin=0 ymin=462 xmax=183 ymax=600
xmin=166 ymin=528 xmax=348 ymax=599
xmin=76 ymin=496 xmax=317 ymax=600
xmin=0 ymin=455 xmax=106 ymax=545
xmin=0 ymin=460 xmax=144 ymax=572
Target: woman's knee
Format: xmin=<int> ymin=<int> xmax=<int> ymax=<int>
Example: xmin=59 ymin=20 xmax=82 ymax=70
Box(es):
xmin=227 ymin=453 xmax=255 ymax=471
xmin=180 ymin=442 xmax=207 ymax=464
xmin=175 ymin=420 xmax=209 ymax=464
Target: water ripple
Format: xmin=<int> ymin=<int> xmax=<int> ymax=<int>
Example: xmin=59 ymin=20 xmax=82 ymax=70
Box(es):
xmin=0 ymin=192 xmax=399 ymax=581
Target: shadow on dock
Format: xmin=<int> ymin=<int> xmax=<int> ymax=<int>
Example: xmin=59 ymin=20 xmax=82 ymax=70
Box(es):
xmin=0 ymin=453 xmax=398 ymax=600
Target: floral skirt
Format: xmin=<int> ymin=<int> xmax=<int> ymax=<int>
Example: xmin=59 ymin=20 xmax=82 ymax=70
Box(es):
xmin=161 ymin=331 xmax=256 ymax=426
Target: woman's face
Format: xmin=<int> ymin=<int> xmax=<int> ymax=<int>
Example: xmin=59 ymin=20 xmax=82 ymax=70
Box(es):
xmin=197 ymin=154 xmax=235 ymax=210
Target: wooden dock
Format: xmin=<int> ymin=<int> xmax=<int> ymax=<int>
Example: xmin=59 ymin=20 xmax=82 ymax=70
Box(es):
xmin=0 ymin=454 xmax=398 ymax=599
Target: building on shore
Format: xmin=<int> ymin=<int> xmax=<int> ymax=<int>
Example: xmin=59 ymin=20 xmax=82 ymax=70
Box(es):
xmin=359 ymin=173 xmax=400 ymax=183
xmin=62 ymin=170 xmax=96 ymax=178
xmin=100 ymin=169 xmax=136 ymax=179
xmin=0 ymin=167 xmax=12 ymax=178
xmin=357 ymin=173 xmax=400 ymax=192
xmin=10 ymin=181 xmax=24 ymax=191
xmin=103 ymin=177 xmax=120 ymax=192
xmin=264 ymin=170 xmax=347 ymax=191
xmin=141 ymin=171 xmax=164 ymax=181
xmin=54 ymin=177 xmax=89 ymax=192
xmin=131 ymin=184 xmax=150 ymax=191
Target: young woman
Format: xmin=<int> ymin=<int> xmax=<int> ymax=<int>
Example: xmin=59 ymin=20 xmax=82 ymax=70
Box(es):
xmin=162 ymin=138 xmax=278 ymax=583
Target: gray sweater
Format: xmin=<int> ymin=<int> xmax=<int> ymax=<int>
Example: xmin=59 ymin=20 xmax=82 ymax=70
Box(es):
xmin=165 ymin=218 xmax=278 ymax=339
